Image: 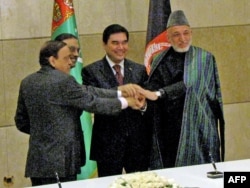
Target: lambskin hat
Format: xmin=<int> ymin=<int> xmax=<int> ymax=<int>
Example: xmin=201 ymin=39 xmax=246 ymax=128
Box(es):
xmin=167 ymin=10 xmax=189 ymax=28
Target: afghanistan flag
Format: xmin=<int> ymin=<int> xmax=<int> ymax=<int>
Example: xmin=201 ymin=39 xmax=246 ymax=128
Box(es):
xmin=144 ymin=0 xmax=172 ymax=169
xmin=144 ymin=0 xmax=172 ymax=74
xmin=51 ymin=0 xmax=97 ymax=179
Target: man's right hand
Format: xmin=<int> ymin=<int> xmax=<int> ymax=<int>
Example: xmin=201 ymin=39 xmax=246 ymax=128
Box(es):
xmin=118 ymin=84 xmax=143 ymax=98
xmin=125 ymin=97 xmax=145 ymax=110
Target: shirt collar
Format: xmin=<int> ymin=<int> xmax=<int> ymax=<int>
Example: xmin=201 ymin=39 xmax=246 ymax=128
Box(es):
xmin=105 ymin=55 xmax=124 ymax=74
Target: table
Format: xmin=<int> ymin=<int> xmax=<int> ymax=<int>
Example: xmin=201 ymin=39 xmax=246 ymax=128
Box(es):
xmin=27 ymin=159 xmax=250 ymax=188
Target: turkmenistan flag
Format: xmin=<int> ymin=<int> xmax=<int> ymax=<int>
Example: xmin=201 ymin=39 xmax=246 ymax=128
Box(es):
xmin=51 ymin=0 xmax=97 ymax=179
xmin=144 ymin=0 xmax=172 ymax=74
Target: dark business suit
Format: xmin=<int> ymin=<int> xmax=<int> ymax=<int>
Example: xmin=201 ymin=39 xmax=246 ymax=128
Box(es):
xmin=82 ymin=57 xmax=151 ymax=176
xmin=15 ymin=65 xmax=123 ymax=179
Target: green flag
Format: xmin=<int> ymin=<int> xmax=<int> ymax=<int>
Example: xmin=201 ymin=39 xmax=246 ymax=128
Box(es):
xmin=51 ymin=0 xmax=97 ymax=179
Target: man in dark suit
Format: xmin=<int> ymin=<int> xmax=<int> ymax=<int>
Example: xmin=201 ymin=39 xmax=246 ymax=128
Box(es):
xmin=81 ymin=24 xmax=151 ymax=177
xmin=15 ymin=40 xmax=145 ymax=186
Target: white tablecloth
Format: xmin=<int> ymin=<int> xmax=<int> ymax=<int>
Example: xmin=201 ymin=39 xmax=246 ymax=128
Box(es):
xmin=27 ymin=159 xmax=250 ymax=188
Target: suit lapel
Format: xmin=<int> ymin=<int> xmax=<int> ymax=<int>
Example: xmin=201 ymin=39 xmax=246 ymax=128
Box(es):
xmin=102 ymin=58 xmax=119 ymax=87
xmin=100 ymin=58 xmax=134 ymax=86
xmin=123 ymin=60 xmax=134 ymax=84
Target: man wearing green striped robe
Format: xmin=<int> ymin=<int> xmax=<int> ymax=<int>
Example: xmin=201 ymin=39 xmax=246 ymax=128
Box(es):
xmin=145 ymin=10 xmax=225 ymax=169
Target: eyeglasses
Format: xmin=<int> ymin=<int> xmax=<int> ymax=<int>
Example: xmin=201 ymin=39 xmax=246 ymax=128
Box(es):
xmin=68 ymin=46 xmax=80 ymax=53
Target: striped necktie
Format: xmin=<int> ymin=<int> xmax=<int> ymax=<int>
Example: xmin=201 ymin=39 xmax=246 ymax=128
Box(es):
xmin=113 ymin=64 xmax=123 ymax=85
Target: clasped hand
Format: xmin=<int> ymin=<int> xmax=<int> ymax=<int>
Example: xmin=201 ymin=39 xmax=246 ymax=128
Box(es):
xmin=118 ymin=84 xmax=158 ymax=110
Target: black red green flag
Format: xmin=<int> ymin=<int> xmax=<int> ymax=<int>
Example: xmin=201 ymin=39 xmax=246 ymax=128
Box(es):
xmin=144 ymin=0 xmax=172 ymax=74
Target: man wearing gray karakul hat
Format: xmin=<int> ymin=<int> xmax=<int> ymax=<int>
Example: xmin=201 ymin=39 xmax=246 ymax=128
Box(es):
xmin=167 ymin=10 xmax=189 ymax=28
xmin=143 ymin=10 xmax=225 ymax=169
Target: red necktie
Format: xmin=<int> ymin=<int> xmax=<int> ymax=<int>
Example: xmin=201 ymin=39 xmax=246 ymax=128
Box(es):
xmin=113 ymin=65 xmax=123 ymax=85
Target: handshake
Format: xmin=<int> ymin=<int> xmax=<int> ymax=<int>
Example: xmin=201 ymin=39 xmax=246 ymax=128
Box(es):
xmin=118 ymin=84 xmax=159 ymax=110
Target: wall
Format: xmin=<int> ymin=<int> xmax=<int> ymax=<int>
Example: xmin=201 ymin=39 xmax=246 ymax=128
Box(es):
xmin=0 ymin=0 xmax=249 ymax=187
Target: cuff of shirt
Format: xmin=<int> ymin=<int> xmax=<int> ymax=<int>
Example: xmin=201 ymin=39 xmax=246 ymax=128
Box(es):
xmin=117 ymin=90 xmax=122 ymax=97
xmin=118 ymin=97 xmax=128 ymax=109
xmin=140 ymin=102 xmax=147 ymax=112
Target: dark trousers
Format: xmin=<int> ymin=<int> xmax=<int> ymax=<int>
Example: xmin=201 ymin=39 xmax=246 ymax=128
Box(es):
xmin=97 ymin=159 xmax=149 ymax=177
xmin=31 ymin=175 xmax=76 ymax=186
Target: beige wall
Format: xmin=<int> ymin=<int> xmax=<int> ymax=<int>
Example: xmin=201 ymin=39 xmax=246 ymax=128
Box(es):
xmin=0 ymin=0 xmax=249 ymax=187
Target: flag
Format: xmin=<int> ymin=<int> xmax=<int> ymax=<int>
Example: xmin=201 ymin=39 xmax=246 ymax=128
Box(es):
xmin=144 ymin=0 xmax=172 ymax=169
xmin=51 ymin=0 xmax=97 ymax=179
xmin=144 ymin=0 xmax=172 ymax=74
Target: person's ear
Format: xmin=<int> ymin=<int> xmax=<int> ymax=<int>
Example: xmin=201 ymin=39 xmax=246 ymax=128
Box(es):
xmin=49 ymin=56 xmax=56 ymax=68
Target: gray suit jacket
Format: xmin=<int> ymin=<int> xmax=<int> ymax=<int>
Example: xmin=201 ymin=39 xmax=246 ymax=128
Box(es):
xmin=15 ymin=65 xmax=122 ymax=178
